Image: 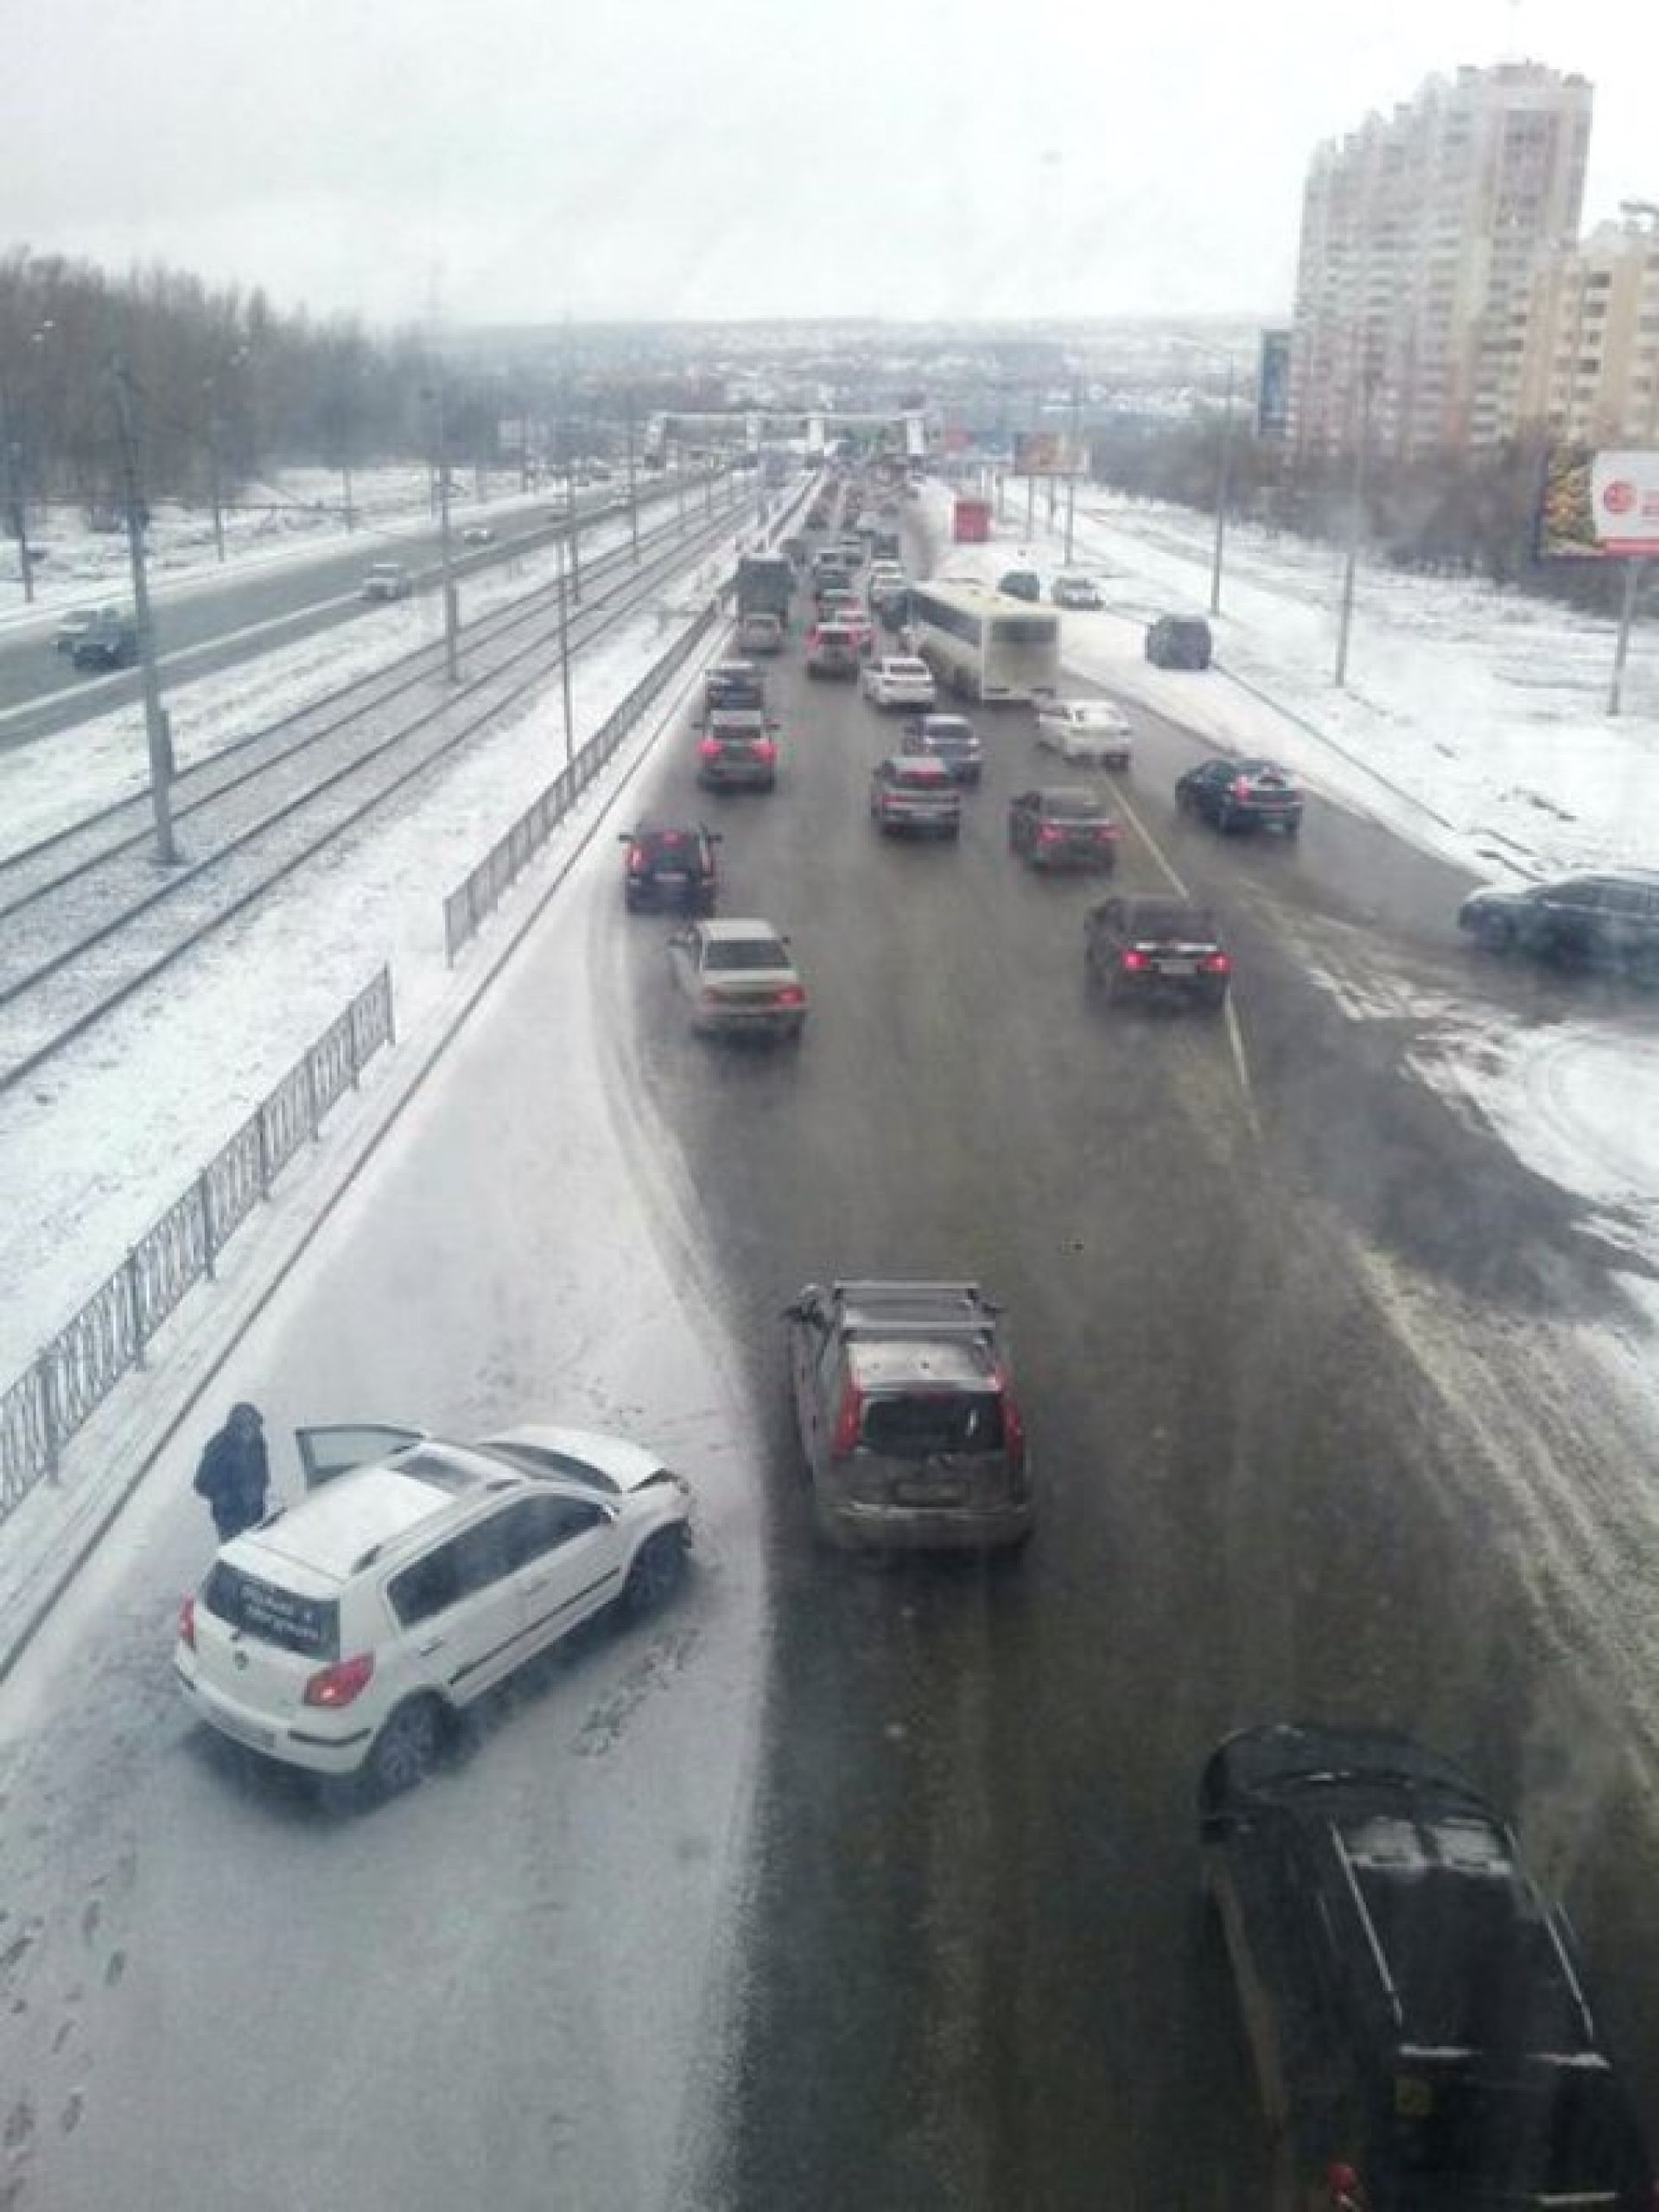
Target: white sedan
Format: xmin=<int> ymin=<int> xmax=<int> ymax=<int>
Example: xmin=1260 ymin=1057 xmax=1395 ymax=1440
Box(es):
xmin=861 ymin=655 xmax=937 ymax=709
xmin=667 ymin=918 xmax=808 ymax=1041
xmin=1034 ymin=697 xmax=1135 ymax=767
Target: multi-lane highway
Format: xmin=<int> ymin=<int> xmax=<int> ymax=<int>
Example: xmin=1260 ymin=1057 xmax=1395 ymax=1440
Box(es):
xmin=1 ymin=500 xmax=1656 ymax=2212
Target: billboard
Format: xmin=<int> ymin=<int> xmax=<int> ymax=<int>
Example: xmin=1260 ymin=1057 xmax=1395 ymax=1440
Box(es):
xmin=1256 ymin=330 xmax=1291 ymax=439
xmin=1013 ymin=431 xmax=1084 ymax=476
xmin=1537 ymin=446 xmax=1659 ymax=558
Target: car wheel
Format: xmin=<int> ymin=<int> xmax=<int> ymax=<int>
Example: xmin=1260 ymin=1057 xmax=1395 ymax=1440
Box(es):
xmin=363 ymin=1695 xmax=446 ymax=1800
xmin=1281 ymin=814 xmax=1301 ymax=839
xmin=1175 ymin=784 xmax=1194 ymax=815
xmin=620 ymin=1528 xmax=688 ymax=1619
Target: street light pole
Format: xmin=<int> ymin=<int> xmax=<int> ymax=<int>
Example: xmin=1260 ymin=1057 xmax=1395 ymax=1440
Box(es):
xmin=625 ymin=386 xmax=639 ymax=563
xmin=1334 ymin=365 xmax=1376 ymax=689
xmin=109 ymin=357 xmax=178 ymax=866
xmin=556 ymin=531 xmax=575 ymax=766
xmin=432 ymin=373 xmax=460 ymax=683
xmin=1209 ymin=354 xmax=1236 ymax=618
xmin=1063 ymin=369 xmax=1083 ymax=567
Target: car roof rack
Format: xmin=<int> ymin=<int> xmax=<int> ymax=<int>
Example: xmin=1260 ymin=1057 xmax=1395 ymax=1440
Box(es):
xmin=831 ymin=1281 xmax=999 ymax=1338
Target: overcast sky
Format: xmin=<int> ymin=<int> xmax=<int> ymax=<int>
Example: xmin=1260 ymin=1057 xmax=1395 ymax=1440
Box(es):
xmin=4 ymin=0 xmax=1656 ymax=329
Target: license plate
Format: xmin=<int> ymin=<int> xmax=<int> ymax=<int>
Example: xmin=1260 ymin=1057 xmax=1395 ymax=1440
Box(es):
xmin=895 ymin=1482 xmax=967 ymax=1507
xmin=1158 ymin=958 xmax=1197 ymax=976
xmin=655 ymin=871 xmax=689 ymax=887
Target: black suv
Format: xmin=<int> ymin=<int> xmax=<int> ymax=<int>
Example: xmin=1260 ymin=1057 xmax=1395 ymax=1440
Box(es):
xmin=1176 ymin=756 xmax=1303 ymax=836
xmin=1085 ymin=894 xmax=1230 ymax=1007
xmin=1146 ymin=613 xmax=1213 ymax=669
xmin=620 ymin=824 xmax=721 ymax=913
xmin=1200 ymin=1724 xmax=1654 ymax=2212
xmin=1459 ymin=871 xmax=1659 ymax=982
xmin=901 ymin=712 xmax=983 ymax=785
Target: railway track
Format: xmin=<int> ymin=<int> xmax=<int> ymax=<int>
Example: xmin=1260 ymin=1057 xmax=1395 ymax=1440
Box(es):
xmin=0 ymin=492 xmax=747 ymax=1094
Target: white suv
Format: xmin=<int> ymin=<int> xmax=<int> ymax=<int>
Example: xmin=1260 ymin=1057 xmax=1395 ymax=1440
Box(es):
xmin=175 ymin=1422 xmax=691 ymax=1800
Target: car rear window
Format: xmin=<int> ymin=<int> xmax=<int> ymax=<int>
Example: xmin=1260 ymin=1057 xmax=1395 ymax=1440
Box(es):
xmin=201 ymin=1560 xmax=340 ymax=1660
xmin=705 ymin=938 xmax=789 ymax=970
xmin=861 ymin=1391 xmax=1005 ymax=1457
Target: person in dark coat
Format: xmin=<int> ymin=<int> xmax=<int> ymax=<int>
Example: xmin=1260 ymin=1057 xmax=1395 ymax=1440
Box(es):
xmin=193 ymin=1402 xmax=270 ymax=1543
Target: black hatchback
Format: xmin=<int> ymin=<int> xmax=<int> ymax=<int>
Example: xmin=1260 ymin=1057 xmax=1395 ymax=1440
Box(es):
xmin=1176 ymin=756 xmax=1303 ymax=836
xmin=620 ymin=824 xmax=721 ymax=913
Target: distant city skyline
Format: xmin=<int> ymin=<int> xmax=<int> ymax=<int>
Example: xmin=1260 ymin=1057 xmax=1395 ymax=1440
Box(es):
xmin=3 ymin=0 xmax=1656 ymax=330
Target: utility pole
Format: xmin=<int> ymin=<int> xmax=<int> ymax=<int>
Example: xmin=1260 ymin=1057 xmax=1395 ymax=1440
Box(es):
xmin=560 ymin=332 xmax=582 ymax=605
xmin=1334 ymin=365 xmax=1376 ymax=689
xmin=206 ymin=405 xmax=226 ymax=563
xmin=433 ymin=374 xmax=460 ymax=682
xmin=1608 ymin=558 xmax=1645 ymax=716
xmin=556 ymin=532 xmax=575 ymax=766
xmin=0 ymin=384 xmax=35 ymax=606
xmin=1210 ymin=353 xmax=1236 ymax=618
xmin=109 ymin=359 xmax=178 ymax=866
xmin=625 ymin=386 xmax=640 ymax=563
xmin=1063 ymin=371 xmax=1082 ymax=567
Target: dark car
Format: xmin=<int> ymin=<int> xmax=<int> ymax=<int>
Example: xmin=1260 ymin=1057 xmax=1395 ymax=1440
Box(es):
xmin=1007 ymin=787 xmax=1120 ymax=870
xmin=70 ymin=620 xmax=139 ymax=671
xmin=1085 ymin=895 xmax=1230 ymax=1007
xmin=619 ymin=824 xmax=721 ymax=914
xmin=901 ymin=712 xmax=983 ymax=785
xmin=869 ymin=755 xmax=962 ymax=840
xmin=997 ymin=569 xmax=1043 ymax=602
xmin=1199 ymin=1724 xmax=1655 ymax=2212
xmin=1176 ymin=756 xmax=1303 ymax=836
xmin=696 ymin=709 xmax=779 ymax=791
xmin=1146 ymin=613 xmax=1213 ymax=669
xmin=783 ymin=1280 xmax=1033 ymax=1550
xmin=704 ymin=659 xmax=766 ymax=712
xmin=1459 ymin=870 xmax=1659 ymax=982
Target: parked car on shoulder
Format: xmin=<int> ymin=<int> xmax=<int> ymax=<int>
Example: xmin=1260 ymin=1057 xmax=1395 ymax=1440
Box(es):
xmin=1051 ymin=574 xmax=1103 ymax=609
xmin=1200 ymin=1723 xmax=1655 ymax=2212
xmin=1035 ymin=697 xmax=1133 ymax=767
xmin=869 ymin=755 xmax=962 ymax=839
xmin=361 ymin=561 xmax=412 ymax=601
xmin=861 ymin=656 xmax=936 ymax=709
xmin=667 ymin=918 xmax=807 ymax=1040
xmin=1176 ymin=757 xmax=1302 ymax=836
xmin=783 ymin=1280 xmax=1033 ymax=1551
xmin=1007 ymin=787 xmax=1120 ymax=870
xmin=1146 ymin=613 xmax=1212 ymax=668
xmin=901 ymin=711 xmax=983 ymax=785
xmin=1085 ymin=895 xmax=1230 ymax=1007
xmin=461 ymin=524 xmax=494 ymax=545
xmin=1458 ymin=869 xmax=1659 ymax=981
xmin=175 ymin=1421 xmax=692 ymax=1802
xmin=620 ymin=823 xmax=721 ymax=914
xmin=697 ymin=709 xmax=779 ymax=791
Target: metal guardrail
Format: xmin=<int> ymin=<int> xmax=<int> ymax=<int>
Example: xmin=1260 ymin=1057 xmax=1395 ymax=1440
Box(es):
xmin=0 ymin=965 xmax=395 ymax=1524
xmin=443 ymin=600 xmax=721 ymax=963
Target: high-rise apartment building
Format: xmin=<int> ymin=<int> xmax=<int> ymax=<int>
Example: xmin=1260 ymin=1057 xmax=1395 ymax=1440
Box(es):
xmin=1513 ymin=207 xmax=1659 ymax=446
xmin=1289 ymin=62 xmax=1592 ymax=461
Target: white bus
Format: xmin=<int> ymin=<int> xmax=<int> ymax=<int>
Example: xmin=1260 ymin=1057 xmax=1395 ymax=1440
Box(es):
xmin=907 ymin=580 xmax=1061 ymax=702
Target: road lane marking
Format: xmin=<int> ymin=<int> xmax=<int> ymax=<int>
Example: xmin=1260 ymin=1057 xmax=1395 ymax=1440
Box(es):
xmin=1110 ymin=775 xmax=1263 ymax=1143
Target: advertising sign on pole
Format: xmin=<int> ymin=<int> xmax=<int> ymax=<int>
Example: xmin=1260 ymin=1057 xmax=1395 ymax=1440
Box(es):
xmin=1255 ymin=330 xmax=1291 ymax=439
xmin=1012 ymin=431 xmax=1084 ymax=477
xmin=1537 ymin=446 xmax=1659 ymax=558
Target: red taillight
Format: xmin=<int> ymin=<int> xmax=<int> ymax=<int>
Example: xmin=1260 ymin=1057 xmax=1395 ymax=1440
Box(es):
xmin=697 ymin=738 xmax=721 ymax=760
xmin=1232 ymin=777 xmax=1251 ymax=799
xmin=303 ymin=1652 xmax=376 ymax=1709
xmin=1095 ymin=825 xmax=1118 ymax=842
xmin=754 ymin=740 xmax=779 ymax=763
xmin=831 ymin=1382 xmax=863 ymax=1457
xmin=1000 ymin=1382 xmax=1026 ymax=1464
xmin=1202 ymin=952 xmax=1231 ymax=974
xmin=1122 ymin=949 xmax=1148 ymax=970
xmin=627 ymin=848 xmax=647 ymax=874
xmin=773 ymin=983 xmax=806 ymax=1007
xmin=1324 ymin=2163 xmax=1365 ymax=2211
xmin=178 ymin=1594 xmax=197 ymax=1649
xmin=1038 ymin=823 xmax=1064 ymax=843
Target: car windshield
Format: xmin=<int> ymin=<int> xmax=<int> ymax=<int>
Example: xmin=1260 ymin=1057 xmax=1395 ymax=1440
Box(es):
xmin=704 ymin=938 xmax=789 ymax=970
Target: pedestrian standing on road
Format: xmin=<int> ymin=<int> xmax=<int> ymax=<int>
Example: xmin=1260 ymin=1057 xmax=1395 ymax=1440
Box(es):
xmin=193 ymin=1402 xmax=270 ymax=1544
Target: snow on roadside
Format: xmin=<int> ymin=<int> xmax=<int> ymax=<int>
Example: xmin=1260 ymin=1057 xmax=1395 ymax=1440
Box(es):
xmin=0 ymin=519 xmax=747 ymax=1381
xmin=923 ymin=481 xmax=1659 ymax=884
